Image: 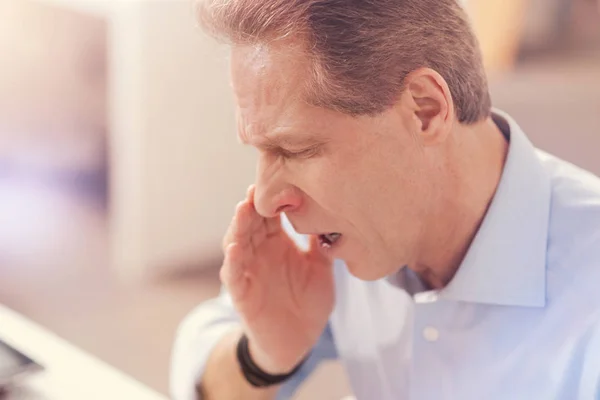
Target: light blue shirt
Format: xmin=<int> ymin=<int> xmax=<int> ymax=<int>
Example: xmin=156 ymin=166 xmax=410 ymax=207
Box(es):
xmin=170 ymin=110 xmax=600 ymax=400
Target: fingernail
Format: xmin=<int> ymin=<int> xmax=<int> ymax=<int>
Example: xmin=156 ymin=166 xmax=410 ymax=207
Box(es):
xmin=226 ymin=242 xmax=236 ymax=252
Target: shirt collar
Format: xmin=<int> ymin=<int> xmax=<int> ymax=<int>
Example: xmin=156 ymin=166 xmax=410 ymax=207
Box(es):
xmin=387 ymin=110 xmax=551 ymax=308
xmin=437 ymin=109 xmax=550 ymax=308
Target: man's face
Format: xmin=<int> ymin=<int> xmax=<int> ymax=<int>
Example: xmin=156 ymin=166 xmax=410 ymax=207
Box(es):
xmin=231 ymin=43 xmax=437 ymax=280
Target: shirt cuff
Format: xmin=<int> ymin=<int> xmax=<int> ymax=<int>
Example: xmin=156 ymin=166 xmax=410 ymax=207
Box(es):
xmin=170 ymin=318 xmax=240 ymax=400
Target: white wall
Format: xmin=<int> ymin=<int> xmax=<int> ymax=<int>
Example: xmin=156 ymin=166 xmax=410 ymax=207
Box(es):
xmin=25 ymin=0 xmax=253 ymax=280
xmin=139 ymin=1 xmax=257 ymax=275
xmin=0 ymin=0 xmax=107 ymax=172
xmin=108 ymin=0 xmax=256 ymax=279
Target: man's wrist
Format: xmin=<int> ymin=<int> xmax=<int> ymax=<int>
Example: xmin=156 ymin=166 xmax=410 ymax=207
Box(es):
xmin=246 ymin=337 xmax=298 ymax=375
xmin=236 ymin=333 xmax=308 ymax=388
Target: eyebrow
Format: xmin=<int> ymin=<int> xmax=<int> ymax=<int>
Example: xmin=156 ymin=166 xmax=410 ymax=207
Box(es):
xmin=240 ymin=126 xmax=326 ymax=150
xmin=265 ymin=132 xmax=325 ymax=149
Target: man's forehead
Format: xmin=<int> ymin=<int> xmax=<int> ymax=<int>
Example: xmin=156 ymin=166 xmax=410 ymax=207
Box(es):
xmin=230 ymin=43 xmax=307 ymax=103
xmin=230 ymin=44 xmax=271 ymax=79
xmin=230 ymin=40 xmax=307 ymax=70
xmin=231 ymin=42 xmax=313 ymax=144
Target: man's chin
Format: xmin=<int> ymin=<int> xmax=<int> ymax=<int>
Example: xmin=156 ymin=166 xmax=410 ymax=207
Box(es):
xmin=344 ymin=259 xmax=391 ymax=282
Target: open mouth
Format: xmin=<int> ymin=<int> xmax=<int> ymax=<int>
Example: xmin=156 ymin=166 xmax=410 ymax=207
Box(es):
xmin=318 ymin=232 xmax=342 ymax=248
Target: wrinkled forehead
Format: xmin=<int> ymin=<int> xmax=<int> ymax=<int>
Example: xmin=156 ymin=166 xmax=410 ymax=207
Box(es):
xmin=230 ymin=42 xmax=309 ymax=114
xmin=229 ymin=41 xmax=349 ymax=146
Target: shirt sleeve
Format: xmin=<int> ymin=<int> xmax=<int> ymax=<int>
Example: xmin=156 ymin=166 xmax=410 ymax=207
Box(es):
xmin=169 ymin=287 xmax=339 ymax=400
xmin=169 ymin=288 xmax=241 ymax=400
xmin=275 ymin=323 xmax=338 ymax=400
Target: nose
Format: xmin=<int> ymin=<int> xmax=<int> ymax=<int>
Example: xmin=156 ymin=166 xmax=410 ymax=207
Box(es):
xmin=253 ymin=158 xmax=303 ymax=218
xmin=254 ymin=184 xmax=303 ymax=218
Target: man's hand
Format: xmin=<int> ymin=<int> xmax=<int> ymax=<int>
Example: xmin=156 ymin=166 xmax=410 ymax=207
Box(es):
xmin=221 ymin=185 xmax=335 ymax=374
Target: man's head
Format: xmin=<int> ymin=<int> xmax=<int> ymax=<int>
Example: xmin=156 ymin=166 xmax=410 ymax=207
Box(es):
xmin=197 ymin=0 xmax=493 ymax=280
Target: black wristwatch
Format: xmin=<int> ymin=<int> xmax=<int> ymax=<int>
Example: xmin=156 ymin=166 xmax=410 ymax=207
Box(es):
xmin=236 ymin=334 xmax=308 ymax=388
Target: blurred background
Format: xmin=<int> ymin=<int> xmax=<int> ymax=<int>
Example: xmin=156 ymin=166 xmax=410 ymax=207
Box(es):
xmin=0 ymin=0 xmax=598 ymax=398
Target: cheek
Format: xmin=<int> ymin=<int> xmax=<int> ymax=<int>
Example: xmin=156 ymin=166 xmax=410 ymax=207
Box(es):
xmin=290 ymin=141 xmax=423 ymax=222
xmin=343 ymin=143 xmax=405 ymax=196
xmin=335 ymin=141 xmax=426 ymax=225
xmin=287 ymin=156 xmax=351 ymax=217
xmin=291 ymin=158 xmax=338 ymax=195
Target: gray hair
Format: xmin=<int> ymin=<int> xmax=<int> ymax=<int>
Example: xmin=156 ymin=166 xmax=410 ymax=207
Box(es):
xmin=197 ymin=0 xmax=491 ymax=124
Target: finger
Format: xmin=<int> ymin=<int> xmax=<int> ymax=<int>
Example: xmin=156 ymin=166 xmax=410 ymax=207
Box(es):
xmin=234 ymin=201 xmax=266 ymax=246
xmin=233 ymin=201 xmax=255 ymax=238
xmin=220 ymin=242 xmax=250 ymax=301
xmin=221 ymin=242 xmax=246 ymax=283
xmin=222 ymin=203 xmax=241 ymax=251
xmin=246 ymin=184 xmax=256 ymax=205
xmin=264 ymin=214 xmax=283 ymax=238
xmin=248 ymin=214 xmax=283 ymax=252
xmin=222 ymin=200 xmax=261 ymax=251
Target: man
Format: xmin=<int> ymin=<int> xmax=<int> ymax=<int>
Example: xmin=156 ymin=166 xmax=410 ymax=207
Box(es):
xmin=170 ymin=0 xmax=600 ymax=399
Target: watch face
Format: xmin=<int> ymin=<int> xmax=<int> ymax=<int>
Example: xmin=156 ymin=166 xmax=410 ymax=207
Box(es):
xmin=0 ymin=339 xmax=43 ymax=388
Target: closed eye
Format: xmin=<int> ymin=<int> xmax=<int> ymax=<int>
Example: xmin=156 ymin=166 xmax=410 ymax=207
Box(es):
xmin=279 ymin=145 xmax=322 ymax=159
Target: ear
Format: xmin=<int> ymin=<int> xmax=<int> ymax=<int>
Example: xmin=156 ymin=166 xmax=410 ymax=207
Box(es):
xmin=404 ymin=68 xmax=454 ymax=146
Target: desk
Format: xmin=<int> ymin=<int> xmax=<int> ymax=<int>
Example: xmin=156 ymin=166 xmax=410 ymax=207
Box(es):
xmin=0 ymin=304 xmax=167 ymax=400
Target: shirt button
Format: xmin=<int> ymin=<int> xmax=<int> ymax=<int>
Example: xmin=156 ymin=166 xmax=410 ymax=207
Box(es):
xmin=423 ymin=327 xmax=440 ymax=342
xmin=414 ymin=291 xmax=439 ymax=304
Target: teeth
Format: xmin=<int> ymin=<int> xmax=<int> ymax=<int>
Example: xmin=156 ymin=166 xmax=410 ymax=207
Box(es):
xmin=320 ymin=232 xmax=342 ymax=248
xmin=320 ymin=240 xmax=332 ymax=249
xmin=325 ymin=233 xmax=341 ymax=242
